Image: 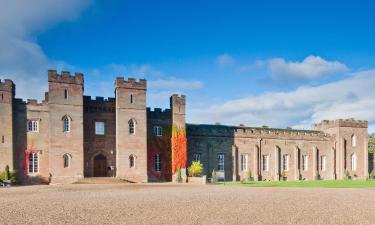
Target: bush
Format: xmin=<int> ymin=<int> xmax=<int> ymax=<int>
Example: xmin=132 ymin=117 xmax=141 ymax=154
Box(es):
xmin=0 ymin=168 xmax=17 ymax=183
xmin=176 ymin=166 xmax=183 ymax=183
xmin=211 ymin=169 xmax=217 ymax=183
xmin=370 ymin=169 xmax=375 ymax=179
xmin=188 ymin=161 xmax=204 ymax=177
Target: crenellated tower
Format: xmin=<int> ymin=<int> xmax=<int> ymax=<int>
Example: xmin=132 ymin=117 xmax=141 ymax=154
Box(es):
xmin=170 ymin=94 xmax=187 ymax=181
xmin=313 ymin=119 xmax=368 ymax=179
xmin=115 ymin=77 xmax=148 ymax=182
xmin=0 ymin=79 xmax=15 ymax=170
xmin=48 ymin=70 xmax=84 ymax=183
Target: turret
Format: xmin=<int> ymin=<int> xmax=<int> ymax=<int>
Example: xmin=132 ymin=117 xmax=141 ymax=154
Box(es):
xmin=47 ymin=70 xmax=84 ymax=183
xmin=115 ymin=77 xmax=148 ymax=182
xmin=313 ymin=119 xmax=368 ymax=179
xmin=170 ymin=94 xmax=187 ymax=181
xmin=0 ymin=79 xmax=15 ymax=170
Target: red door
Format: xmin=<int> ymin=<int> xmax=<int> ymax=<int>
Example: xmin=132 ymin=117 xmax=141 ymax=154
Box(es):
xmin=93 ymin=154 xmax=107 ymax=177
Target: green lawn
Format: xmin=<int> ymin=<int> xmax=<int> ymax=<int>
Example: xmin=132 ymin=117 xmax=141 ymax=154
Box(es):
xmin=216 ymin=179 xmax=375 ymax=188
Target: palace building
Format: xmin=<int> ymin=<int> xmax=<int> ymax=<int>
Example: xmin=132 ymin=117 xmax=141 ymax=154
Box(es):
xmin=0 ymin=71 xmax=370 ymax=184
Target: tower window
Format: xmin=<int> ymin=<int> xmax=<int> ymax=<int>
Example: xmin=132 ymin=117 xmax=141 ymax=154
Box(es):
xmin=1 ymin=136 xmax=4 ymax=144
xmin=155 ymin=154 xmax=161 ymax=172
xmin=129 ymin=155 xmax=136 ymax=168
xmin=63 ymin=116 xmax=71 ymax=133
xmin=129 ymin=119 xmax=135 ymax=135
xmin=64 ymin=89 xmax=68 ymax=99
xmin=63 ymin=154 xmax=71 ymax=168
xmin=27 ymin=120 xmax=39 ymax=132
xmin=153 ymin=126 xmax=163 ymax=136
xmin=29 ymin=152 xmax=39 ymax=174
xmin=351 ymin=135 xmax=357 ymax=147
xmin=130 ymin=94 xmax=134 ymax=104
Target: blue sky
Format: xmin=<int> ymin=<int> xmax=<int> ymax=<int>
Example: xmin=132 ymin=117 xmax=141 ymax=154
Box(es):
xmin=1 ymin=0 xmax=375 ymax=132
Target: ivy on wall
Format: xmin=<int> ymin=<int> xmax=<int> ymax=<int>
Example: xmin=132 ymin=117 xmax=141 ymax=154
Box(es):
xmin=171 ymin=126 xmax=187 ymax=174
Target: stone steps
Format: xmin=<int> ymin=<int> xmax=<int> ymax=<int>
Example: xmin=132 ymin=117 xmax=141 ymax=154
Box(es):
xmin=74 ymin=177 xmax=132 ymax=184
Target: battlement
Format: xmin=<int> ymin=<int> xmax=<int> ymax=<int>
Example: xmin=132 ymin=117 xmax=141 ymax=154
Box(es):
xmin=115 ymin=77 xmax=146 ymax=90
xmin=0 ymin=79 xmax=15 ymax=92
xmin=83 ymin=96 xmax=116 ymax=103
xmin=26 ymin=99 xmax=46 ymax=106
xmin=170 ymin=94 xmax=186 ymax=105
xmin=48 ymin=70 xmax=84 ymax=85
xmin=313 ymin=118 xmax=368 ymax=130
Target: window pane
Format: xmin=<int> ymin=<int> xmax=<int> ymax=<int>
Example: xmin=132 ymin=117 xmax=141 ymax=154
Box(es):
xmin=95 ymin=122 xmax=105 ymax=135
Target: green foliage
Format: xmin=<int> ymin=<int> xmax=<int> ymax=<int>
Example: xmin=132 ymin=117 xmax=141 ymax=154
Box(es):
xmin=211 ymin=169 xmax=217 ymax=183
xmin=176 ymin=165 xmax=183 ymax=183
xmin=188 ymin=161 xmax=204 ymax=177
xmin=4 ymin=165 xmax=10 ymax=180
xmin=370 ymin=169 xmax=375 ymax=179
xmin=0 ymin=169 xmax=17 ymax=183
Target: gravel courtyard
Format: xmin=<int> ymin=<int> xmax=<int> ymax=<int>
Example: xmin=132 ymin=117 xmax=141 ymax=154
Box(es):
xmin=0 ymin=183 xmax=374 ymax=225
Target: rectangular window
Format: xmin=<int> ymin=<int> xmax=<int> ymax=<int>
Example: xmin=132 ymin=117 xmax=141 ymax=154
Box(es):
xmin=241 ymin=154 xmax=248 ymax=171
xmin=217 ymin=154 xmax=225 ymax=171
xmin=95 ymin=122 xmax=105 ymax=135
xmin=283 ymin=155 xmax=289 ymax=171
xmin=321 ymin=155 xmax=326 ymax=171
xmin=351 ymin=154 xmax=357 ymax=171
xmin=302 ymin=155 xmax=308 ymax=171
xmin=262 ymin=155 xmax=269 ymax=171
xmin=28 ymin=152 xmax=39 ymax=174
xmin=27 ymin=120 xmax=39 ymax=132
xmin=155 ymin=154 xmax=161 ymax=172
xmin=153 ymin=126 xmax=163 ymax=136
xmin=192 ymin=153 xmax=201 ymax=162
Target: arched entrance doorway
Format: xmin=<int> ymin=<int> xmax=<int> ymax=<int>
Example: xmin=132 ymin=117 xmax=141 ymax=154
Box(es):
xmin=93 ymin=154 xmax=107 ymax=177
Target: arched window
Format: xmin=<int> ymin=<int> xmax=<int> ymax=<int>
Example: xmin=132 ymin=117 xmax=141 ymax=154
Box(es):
xmin=351 ymin=135 xmax=357 ymax=147
xmin=64 ymin=89 xmax=68 ymax=99
xmin=351 ymin=154 xmax=357 ymax=171
xmin=129 ymin=155 xmax=136 ymax=168
xmin=129 ymin=119 xmax=135 ymax=135
xmin=63 ymin=154 xmax=71 ymax=168
xmin=63 ymin=116 xmax=71 ymax=133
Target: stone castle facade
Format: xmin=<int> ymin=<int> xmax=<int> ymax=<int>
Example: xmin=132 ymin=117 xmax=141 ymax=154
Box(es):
xmin=0 ymin=71 xmax=370 ymax=184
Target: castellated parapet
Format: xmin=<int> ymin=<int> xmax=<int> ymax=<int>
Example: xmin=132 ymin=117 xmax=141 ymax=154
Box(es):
xmin=313 ymin=118 xmax=368 ymax=130
xmin=48 ymin=70 xmax=84 ymax=85
xmin=115 ymin=77 xmax=146 ymax=90
xmin=0 ymin=79 xmax=15 ymax=92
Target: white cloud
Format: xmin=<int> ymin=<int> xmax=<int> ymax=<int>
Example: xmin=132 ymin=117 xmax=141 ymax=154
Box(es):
xmin=216 ymin=54 xmax=235 ymax=67
xmin=267 ymin=55 xmax=349 ymax=80
xmin=189 ymin=70 xmax=375 ymax=132
xmin=0 ymin=0 xmax=91 ymax=100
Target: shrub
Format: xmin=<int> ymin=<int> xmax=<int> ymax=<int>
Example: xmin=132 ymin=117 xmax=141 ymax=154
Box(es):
xmin=188 ymin=161 xmax=204 ymax=177
xmin=370 ymin=169 xmax=375 ymax=179
xmin=211 ymin=169 xmax=217 ymax=183
xmin=4 ymin=165 xmax=10 ymax=180
xmin=176 ymin=166 xmax=183 ymax=183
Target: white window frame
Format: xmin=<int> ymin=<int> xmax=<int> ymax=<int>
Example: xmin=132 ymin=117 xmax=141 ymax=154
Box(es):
xmin=302 ymin=155 xmax=308 ymax=171
xmin=262 ymin=155 xmax=269 ymax=171
xmin=63 ymin=116 xmax=71 ymax=133
xmin=241 ymin=154 xmax=248 ymax=171
xmin=217 ymin=154 xmax=225 ymax=172
xmin=95 ymin=121 xmax=105 ymax=135
xmin=351 ymin=135 xmax=357 ymax=147
xmin=27 ymin=120 xmax=39 ymax=132
xmin=28 ymin=152 xmax=39 ymax=174
xmin=283 ymin=154 xmax=289 ymax=171
xmin=192 ymin=153 xmax=201 ymax=162
xmin=321 ymin=155 xmax=326 ymax=171
xmin=153 ymin=126 xmax=163 ymax=136
xmin=351 ymin=154 xmax=357 ymax=171
xmin=155 ymin=154 xmax=161 ymax=172
xmin=129 ymin=119 xmax=135 ymax=135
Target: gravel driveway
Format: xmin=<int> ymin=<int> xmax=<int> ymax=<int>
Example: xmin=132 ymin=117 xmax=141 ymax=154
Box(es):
xmin=0 ymin=183 xmax=374 ymax=225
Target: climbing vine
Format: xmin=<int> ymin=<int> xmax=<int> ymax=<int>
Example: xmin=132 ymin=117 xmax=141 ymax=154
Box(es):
xmin=171 ymin=126 xmax=187 ymax=174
